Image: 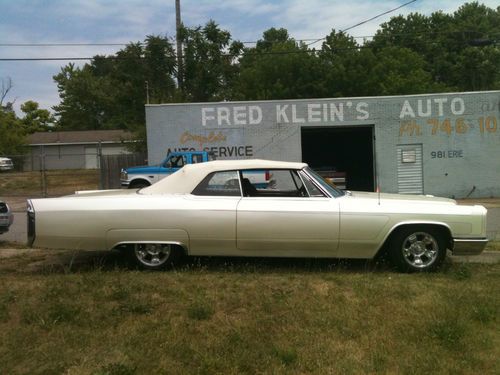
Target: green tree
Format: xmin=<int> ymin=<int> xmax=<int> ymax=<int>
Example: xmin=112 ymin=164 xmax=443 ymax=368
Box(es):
xmin=369 ymin=2 xmax=500 ymax=91
xmin=233 ymin=28 xmax=325 ymax=100
xmin=0 ymin=109 xmax=26 ymax=156
xmin=20 ymin=100 xmax=57 ymax=133
xmin=318 ymin=30 xmax=378 ymax=97
xmin=180 ymin=20 xmax=242 ymax=101
xmin=53 ymin=35 xmax=177 ymax=137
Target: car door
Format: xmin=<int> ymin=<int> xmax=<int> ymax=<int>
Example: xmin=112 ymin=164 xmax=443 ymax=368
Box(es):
xmin=184 ymin=170 xmax=241 ymax=256
xmin=236 ymin=169 xmax=340 ymax=256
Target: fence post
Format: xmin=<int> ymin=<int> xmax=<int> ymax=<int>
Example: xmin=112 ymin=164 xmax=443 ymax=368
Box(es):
xmin=97 ymin=142 xmax=103 ymax=190
xmin=40 ymin=145 xmax=47 ymax=197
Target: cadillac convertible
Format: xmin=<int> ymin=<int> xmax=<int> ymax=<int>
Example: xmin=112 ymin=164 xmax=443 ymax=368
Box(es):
xmin=27 ymin=159 xmax=488 ymax=272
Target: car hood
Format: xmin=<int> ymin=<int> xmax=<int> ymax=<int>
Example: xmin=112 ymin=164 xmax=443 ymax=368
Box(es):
xmin=347 ymin=191 xmax=457 ymax=205
xmin=126 ymin=165 xmax=161 ymax=173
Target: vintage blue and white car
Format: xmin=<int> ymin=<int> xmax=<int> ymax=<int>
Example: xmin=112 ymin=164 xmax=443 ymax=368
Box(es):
xmin=28 ymin=159 xmax=488 ymax=272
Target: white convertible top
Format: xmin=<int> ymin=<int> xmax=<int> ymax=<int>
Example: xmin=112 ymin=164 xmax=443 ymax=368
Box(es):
xmin=142 ymin=159 xmax=308 ymax=195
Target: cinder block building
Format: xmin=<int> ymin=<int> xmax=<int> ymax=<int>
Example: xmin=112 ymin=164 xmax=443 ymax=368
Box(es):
xmin=146 ymin=91 xmax=500 ymax=198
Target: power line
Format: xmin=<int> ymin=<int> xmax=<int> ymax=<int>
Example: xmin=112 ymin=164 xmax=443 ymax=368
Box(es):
xmin=306 ymin=0 xmax=419 ymax=46
xmin=0 ymin=43 xmax=129 ymax=47
xmin=0 ymin=27 xmax=496 ymax=49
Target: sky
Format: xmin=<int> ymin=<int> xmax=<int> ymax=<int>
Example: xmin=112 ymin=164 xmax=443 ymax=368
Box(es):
xmin=0 ymin=0 xmax=498 ymax=115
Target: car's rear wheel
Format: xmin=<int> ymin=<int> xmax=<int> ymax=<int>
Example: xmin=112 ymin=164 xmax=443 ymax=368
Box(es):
xmin=131 ymin=243 xmax=181 ymax=270
xmin=389 ymin=226 xmax=447 ymax=272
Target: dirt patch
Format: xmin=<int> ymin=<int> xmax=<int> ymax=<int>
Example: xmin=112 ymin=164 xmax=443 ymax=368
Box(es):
xmin=0 ymin=248 xmax=124 ymax=274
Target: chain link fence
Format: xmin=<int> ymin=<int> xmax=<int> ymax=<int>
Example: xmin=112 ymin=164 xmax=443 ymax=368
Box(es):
xmin=0 ymin=152 xmax=146 ymax=200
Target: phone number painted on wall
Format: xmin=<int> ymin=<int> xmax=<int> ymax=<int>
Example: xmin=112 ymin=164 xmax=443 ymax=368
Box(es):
xmin=399 ymin=116 xmax=498 ymax=137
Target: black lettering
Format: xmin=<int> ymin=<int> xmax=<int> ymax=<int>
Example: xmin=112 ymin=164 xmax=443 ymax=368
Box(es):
xmin=219 ymin=147 xmax=227 ymax=157
xmin=245 ymin=145 xmax=253 ymax=156
xmin=237 ymin=146 xmax=244 ymax=156
xmin=227 ymin=147 xmax=236 ymax=157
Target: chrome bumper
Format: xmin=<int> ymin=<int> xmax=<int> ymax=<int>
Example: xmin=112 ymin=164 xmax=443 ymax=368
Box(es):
xmin=452 ymin=238 xmax=488 ymax=256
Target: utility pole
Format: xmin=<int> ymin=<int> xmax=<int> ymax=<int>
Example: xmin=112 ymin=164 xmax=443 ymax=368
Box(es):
xmin=175 ymin=0 xmax=183 ymax=90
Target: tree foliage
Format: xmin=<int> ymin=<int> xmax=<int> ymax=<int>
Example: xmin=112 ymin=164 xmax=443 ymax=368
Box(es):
xmin=20 ymin=100 xmax=57 ymax=133
xmin=50 ymin=2 xmax=500 ymax=136
xmin=233 ymin=28 xmax=325 ymax=100
xmin=53 ymin=35 xmax=177 ymax=137
xmin=180 ymin=20 xmax=243 ymax=102
xmin=0 ymin=109 xmax=26 ymax=156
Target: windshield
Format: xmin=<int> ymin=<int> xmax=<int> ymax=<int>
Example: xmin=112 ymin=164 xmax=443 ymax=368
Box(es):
xmin=304 ymin=167 xmax=345 ymax=198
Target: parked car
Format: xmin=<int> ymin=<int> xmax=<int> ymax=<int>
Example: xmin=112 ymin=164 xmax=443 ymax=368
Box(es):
xmin=0 ymin=157 xmax=14 ymax=171
xmin=27 ymin=159 xmax=488 ymax=272
xmin=0 ymin=200 xmax=14 ymax=234
xmin=120 ymin=151 xmax=215 ymax=188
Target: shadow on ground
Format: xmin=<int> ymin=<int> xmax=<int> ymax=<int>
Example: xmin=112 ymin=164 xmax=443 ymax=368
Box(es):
xmin=0 ymin=244 xmax=402 ymax=275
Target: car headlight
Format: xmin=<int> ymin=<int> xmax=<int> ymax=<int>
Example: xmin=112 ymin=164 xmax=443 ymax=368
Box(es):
xmin=120 ymin=170 xmax=128 ymax=180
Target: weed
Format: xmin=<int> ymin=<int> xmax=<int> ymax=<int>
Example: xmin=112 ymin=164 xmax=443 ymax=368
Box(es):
xmin=94 ymin=362 xmax=137 ymax=375
xmin=429 ymin=318 xmax=467 ymax=349
xmin=0 ymin=290 xmax=15 ymax=322
xmin=448 ymin=263 xmax=473 ymax=280
xmin=115 ymin=299 xmax=152 ymax=315
xmin=471 ymin=302 xmax=497 ymax=324
xmin=187 ymin=301 xmax=214 ymax=320
xmin=47 ymin=302 xmax=81 ymax=324
xmin=274 ymin=347 xmax=298 ymax=366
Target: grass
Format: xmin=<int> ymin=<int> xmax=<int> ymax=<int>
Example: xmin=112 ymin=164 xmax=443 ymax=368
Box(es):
xmin=0 ymin=248 xmax=498 ymax=374
xmin=486 ymin=241 xmax=500 ymax=251
xmin=0 ymin=169 xmax=99 ymax=197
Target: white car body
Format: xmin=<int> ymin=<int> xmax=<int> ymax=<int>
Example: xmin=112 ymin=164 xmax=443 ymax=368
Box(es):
xmin=0 ymin=157 xmax=14 ymax=171
xmin=0 ymin=201 xmax=14 ymax=234
xmin=28 ymin=159 xmax=488 ymax=272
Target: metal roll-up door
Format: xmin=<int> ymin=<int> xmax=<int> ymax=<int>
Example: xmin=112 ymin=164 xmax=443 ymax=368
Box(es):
xmin=397 ymin=144 xmax=423 ymax=194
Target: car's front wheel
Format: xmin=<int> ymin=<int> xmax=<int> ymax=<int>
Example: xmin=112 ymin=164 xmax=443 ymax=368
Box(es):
xmin=131 ymin=243 xmax=181 ymax=270
xmin=389 ymin=226 xmax=448 ymax=272
xmin=129 ymin=181 xmax=150 ymax=189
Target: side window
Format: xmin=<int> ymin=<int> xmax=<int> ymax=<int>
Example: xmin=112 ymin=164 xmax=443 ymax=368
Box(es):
xmin=299 ymin=171 xmax=326 ymax=197
xmin=241 ymin=169 xmax=308 ymax=197
xmin=165 ymin=155 xmax=186 ymax=168
xmin=192 ymin=171 xmax=241 ymax=196
xmin=192 ymin=154 xmax=203 ymax=163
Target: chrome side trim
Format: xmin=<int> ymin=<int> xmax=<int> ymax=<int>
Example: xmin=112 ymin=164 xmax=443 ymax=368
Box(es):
xmin=452 ymin=238 xmax=488 ymax=256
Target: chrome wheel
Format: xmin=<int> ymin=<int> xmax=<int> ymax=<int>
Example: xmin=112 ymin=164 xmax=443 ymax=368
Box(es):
xmin=134 ymin=244 xmax=171 ymax=268
xmin=401 ymin=232 xmax=439 ymax=269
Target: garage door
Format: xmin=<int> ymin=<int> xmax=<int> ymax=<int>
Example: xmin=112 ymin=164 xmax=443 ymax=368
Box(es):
xmin=397 ymin=144 xmax=423 ymax=194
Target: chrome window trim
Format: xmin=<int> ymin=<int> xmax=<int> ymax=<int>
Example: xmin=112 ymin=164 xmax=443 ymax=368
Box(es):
xmin=299 ymin=169 xmax=332 ymax=198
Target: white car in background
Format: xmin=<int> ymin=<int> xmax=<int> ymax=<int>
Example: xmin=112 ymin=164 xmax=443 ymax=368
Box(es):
xmin=27 ymin=159 xmax=488 ymax=272
xmin=0 ymin=200 xmax=14 ymax=234
xmin=0 ymin=157 xmax=14 ymax=171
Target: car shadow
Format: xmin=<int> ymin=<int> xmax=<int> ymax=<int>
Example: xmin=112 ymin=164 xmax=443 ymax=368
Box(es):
xmin=1 ymin=247 xmax=396 ymax=275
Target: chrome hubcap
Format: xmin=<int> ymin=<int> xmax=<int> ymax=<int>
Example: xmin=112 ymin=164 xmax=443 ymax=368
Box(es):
xmin=402 ymin=232 xmax=439 ymax=268
xmin=135 ymin=244 xmax=171 ymax=267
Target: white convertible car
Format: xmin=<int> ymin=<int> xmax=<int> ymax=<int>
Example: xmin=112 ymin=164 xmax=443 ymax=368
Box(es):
xmin=27 ymin=159 xmax=488 ymax=272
